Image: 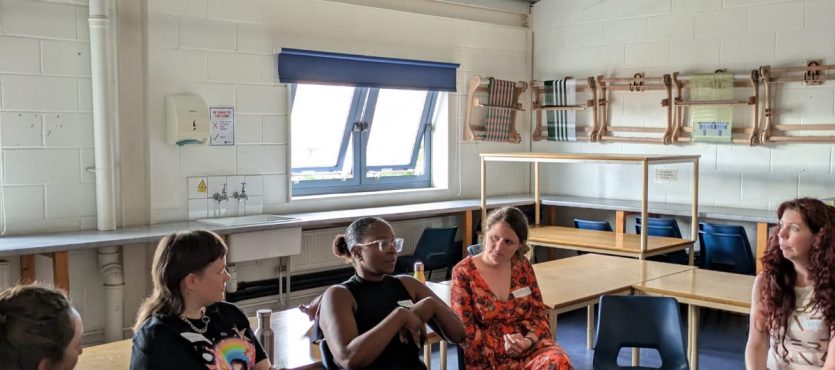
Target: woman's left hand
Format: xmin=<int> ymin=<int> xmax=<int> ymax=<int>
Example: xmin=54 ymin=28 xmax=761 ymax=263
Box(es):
xmin=503 ymin=333 xmax=532 ymax=357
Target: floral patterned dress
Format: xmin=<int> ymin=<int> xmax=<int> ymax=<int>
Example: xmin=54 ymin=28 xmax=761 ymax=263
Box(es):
xmin=451 ymin=255 xmax=573 ymax=370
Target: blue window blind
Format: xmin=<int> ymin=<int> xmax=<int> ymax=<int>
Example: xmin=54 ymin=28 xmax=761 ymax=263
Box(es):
xmin=278 ymin=48 xmax=459 ymax=92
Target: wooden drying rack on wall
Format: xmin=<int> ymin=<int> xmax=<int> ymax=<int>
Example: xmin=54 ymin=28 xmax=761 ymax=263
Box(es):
xmin=760 ymin=61 xmax=835 ymax=143
xmin=464 ymin=75 xmax=527 ymax=143
xmin=670 ymin=70 xmax=761 ymax=145
xmin=530 ymin=77 xmax=598 ymax=142
xmin=594 ymin=73 xmax=673 ymax=144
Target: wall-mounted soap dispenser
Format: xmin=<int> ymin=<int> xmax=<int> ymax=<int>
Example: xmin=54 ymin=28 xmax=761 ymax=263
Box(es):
xmin=166 ymin=94 xmax=209 ymax=145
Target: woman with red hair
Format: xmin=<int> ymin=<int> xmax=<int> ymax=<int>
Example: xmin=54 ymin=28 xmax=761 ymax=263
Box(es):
xmin=746 ymin=198 xmax=835 ymax=370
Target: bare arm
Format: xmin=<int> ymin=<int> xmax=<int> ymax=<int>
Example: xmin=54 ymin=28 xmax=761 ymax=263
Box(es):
xmin=318 ymin=285 xmax=421 ymax=369
xmin=398 ymin=276 xmax=466 ymax=343
xmin=745 ymin=275 xmax=769 ymax=370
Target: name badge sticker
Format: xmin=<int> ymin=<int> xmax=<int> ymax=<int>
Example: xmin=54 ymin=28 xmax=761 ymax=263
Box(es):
xmin=512 ymin=286 xmax=532 ymax=298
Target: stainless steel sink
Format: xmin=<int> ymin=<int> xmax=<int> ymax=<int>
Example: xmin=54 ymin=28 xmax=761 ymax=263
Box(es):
xmin=197 ymin=214 xmax=300 ymax=227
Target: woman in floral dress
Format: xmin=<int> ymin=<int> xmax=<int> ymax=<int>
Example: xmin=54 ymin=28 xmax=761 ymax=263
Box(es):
xmin=451 ymin=206 xmax=573 ymax=370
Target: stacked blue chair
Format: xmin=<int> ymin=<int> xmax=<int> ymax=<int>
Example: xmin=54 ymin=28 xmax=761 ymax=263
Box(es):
xmin=594 ymin=295 xmax=690 ymax=370
xmin=699 ymin=222 xmax=756 ymax=275
xmin=574 ymin=219 xmax=613 ymax=231
xmin=635 ymin=216 xmax=689 ymax=265
xmin=467 ymin=243 xmax=483 ymax=256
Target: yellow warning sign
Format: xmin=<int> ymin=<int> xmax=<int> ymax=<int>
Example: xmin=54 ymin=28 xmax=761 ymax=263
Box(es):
xmin=197 ymin=179 xmax=207 ymax=193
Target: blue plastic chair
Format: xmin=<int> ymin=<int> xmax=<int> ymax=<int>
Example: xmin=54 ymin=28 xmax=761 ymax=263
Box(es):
xmin=574 ymin=219 xmax=613 ymax=231
xmin=635 ymin=217 xmax=689 ymax=265
xmin=594 ymin=295 xmax=690 ymax=370
xmin=467 ymin=243 xmax=483 ymax=256
xmin=699 ymin=222 xmax=756 ymax=275
xmin=397 ymin=227 xmax=458 ymax=280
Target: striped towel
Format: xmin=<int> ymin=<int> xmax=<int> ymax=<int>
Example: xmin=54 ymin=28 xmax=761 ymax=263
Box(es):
xmin=543 ymin=79 xmax=577 ymax=141
xmin=484 ymin=78 xmax=516 ymax=142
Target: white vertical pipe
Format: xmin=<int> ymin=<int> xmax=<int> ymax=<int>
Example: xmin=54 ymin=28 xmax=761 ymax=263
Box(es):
xmin=97 ymin=246 xmax=124 ymax=341
xmin=90 ymin=0 xmax=123 ymax=342
xmin=89 ymin=0 xmax=117 ymax=231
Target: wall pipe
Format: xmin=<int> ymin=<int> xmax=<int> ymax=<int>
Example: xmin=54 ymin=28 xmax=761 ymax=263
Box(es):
xmin=90 ymin=0 xmax=124 ymax=341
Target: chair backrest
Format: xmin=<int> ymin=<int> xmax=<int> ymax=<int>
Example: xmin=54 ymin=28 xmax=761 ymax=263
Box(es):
xmin=635 ymin=217 xmax=682 ymax=238
xmin=413 ymin=227 xmax=458 ymax=270
xmin=466 ymin=243 xmax=483 ymax=256
xmin=594 ymin=295 xmax=690 ymax=370
xmin=699 ymin=222 xmax=755 ymax=275
xmin=319 ymin=339 xmax=339 ymax=370
xmin=574 ymin=219 xmax=613 ymax=231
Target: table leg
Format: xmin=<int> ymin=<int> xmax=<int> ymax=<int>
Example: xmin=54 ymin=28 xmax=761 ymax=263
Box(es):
xmin=423 ymin=342 xmax=432 ymax=369
xmin=632 ymin=348 xmax=640 ymax=366
xmin=689 ymin=304 xmax=700 ymax=370
xmin=548 ymin=309 xmax=558 ymax=338
xmin=463 ymin=210 xmax=473 ymax=257
xmin=20 ymin=255 xmax=36 ymax=284
xmin=615 ymin=210 xmax=628 ymax=234
xmin=586 ymin=304 xmax=595 ymax=349
xmin=440 ymin=341 xmax=448 ymax=370
xmin=52 ymin=251 xmax=70 ymax=292
xmin=756 ymin=223 xmax=769 ymax=273
xmin=286 ymin=256 xmax=292 ymax=307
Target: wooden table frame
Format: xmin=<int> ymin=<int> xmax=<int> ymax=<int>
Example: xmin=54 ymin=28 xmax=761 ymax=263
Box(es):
xmin=480 ymin=152 xmax=700 ymax=262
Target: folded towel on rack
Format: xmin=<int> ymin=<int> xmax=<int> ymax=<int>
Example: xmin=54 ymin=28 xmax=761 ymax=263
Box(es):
xmin=484 ymin=78 xmax=517 ymax=142
xmin=690 ymin=72 xmax=733 ymax=143
xmin=543 ymin=79 xmax=577 ymax=141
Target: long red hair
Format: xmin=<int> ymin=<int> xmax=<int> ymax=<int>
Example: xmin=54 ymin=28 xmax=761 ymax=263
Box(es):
xmin=759 ymin=198 xmax=835 ymax=357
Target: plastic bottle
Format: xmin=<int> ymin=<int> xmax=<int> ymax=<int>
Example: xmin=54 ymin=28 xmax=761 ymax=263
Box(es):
xmin=413 ymin=261 xmax=426 ymax=284
xmin=254 ymin=309 xmax=274 ymax=363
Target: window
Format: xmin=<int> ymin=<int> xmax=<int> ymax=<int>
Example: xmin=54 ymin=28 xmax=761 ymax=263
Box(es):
xmin=290 ymin=84 xmax=441 ymax=196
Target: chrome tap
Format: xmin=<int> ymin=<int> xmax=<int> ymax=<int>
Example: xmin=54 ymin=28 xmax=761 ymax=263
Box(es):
xmin=232 ymin=182 xmax=248 ymax=201
xmin=213 ymin=183 xmax=228 ymax=202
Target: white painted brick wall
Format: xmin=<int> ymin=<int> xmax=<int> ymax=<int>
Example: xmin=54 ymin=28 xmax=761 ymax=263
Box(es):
xmin=533 ymin=0 xmax=835 ymax=210
xmin=41 ymin=40 xmax=91 ymax=77
xmin=4 ymin=149 xmax=80 ymax=184
xmin=2 ymin=1 xmax=78 ymax=39
xmin=0 ymin=36 xmax=40 ymax=73
xmin=0 ymin=112 xmax=43 ymax=147
xmin=1 ymin=75 xmax=79 ymax=111
xmin=178 ymin=17 xmax=235 ymax=51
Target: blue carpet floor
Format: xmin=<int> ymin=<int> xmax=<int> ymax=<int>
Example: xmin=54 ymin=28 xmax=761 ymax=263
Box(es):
xmin=431 ymin=306 xmax=748 ymax=369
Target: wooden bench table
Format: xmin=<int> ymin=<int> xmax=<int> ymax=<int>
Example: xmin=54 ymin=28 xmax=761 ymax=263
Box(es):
xmin=632 ymin=268 xmax=754 ymax=370
xmin=529 ymin=225 xmax=694 ymax=259
xmin=533 ymin=254 xmax=695 ymax=348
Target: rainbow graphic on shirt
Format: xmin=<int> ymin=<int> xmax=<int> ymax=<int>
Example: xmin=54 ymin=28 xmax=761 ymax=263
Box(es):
xmin=213 ymin=337 xmax=256 ymax=370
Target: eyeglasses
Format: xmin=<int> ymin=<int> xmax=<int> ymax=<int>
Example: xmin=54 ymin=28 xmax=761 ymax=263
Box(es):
xmin=355 ymin=238 xmax=404 ymax=253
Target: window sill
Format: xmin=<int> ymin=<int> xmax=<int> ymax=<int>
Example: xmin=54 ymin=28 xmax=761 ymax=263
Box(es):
xmin=290 ymin=186 xmax=445 ymax=202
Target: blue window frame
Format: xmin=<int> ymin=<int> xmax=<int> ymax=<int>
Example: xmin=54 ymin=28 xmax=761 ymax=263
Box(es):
xmin=290 ymin=84 xmax=439 ymax=196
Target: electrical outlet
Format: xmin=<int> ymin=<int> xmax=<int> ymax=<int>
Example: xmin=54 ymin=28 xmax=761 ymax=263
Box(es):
xmin=0 ymin=260 xmax=10 ymax=290
xmin=655 ymin=168 xmax=678 ymax=184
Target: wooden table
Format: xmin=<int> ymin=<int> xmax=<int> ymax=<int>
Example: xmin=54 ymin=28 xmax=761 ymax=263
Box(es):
xmin=632 ymin=268 xmax=754 ymax=370
xmin=529 ymin=225 xmax=694 ymax=259
xmin=76 ymin=308 xmax=322 ymax=370
xmin=533 ymin=254 xmax=695 ymax=348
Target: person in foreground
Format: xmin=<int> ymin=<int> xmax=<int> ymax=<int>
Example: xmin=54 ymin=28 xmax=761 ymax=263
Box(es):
xmin=131 ymin=230 xmax=274 ymax=370
xmin=452 ymin=206 xmax=573 ymax=370
xmin=317 ymin=216 xmax=466 ymax=370
xmin=0 ymin=284 xmax=83 ymax=370
xmin=746 ymin=198 xmax=835 ymax=370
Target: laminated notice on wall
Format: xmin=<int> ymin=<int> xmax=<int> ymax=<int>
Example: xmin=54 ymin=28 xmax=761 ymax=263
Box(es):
xmin=210 ymin=107 xmax=235 ymax=146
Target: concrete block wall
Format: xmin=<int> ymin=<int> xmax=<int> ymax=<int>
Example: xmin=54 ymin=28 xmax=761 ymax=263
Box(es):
xmin=0 ymin=0 xmax=96 ymax=235
xmin=147 ymin=0 xmax=532 ymax=224
xmin=532 ymin=0 xmax=835 ymax=211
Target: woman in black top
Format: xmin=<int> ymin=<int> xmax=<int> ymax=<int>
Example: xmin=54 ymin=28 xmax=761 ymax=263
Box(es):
xmin=130 ymin=230 xmax=272 ymax=370
xmin=319 ymin=217 xmax=466 ymax=370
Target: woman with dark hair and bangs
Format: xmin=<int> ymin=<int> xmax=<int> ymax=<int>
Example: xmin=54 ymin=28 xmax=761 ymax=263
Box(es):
xmin=746 ymin=198 xmax=835 ymax=370
xmin=131 ymin=230 xmax=274 ymax=370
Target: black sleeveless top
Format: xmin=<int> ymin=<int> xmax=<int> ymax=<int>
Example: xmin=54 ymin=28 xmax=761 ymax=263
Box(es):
xmin=338 ymin=274 xmax=426 ymax=370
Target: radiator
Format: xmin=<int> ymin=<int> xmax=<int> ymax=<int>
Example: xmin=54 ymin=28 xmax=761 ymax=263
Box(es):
xmin=292 ymin=216 xmax=459 ymax=273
